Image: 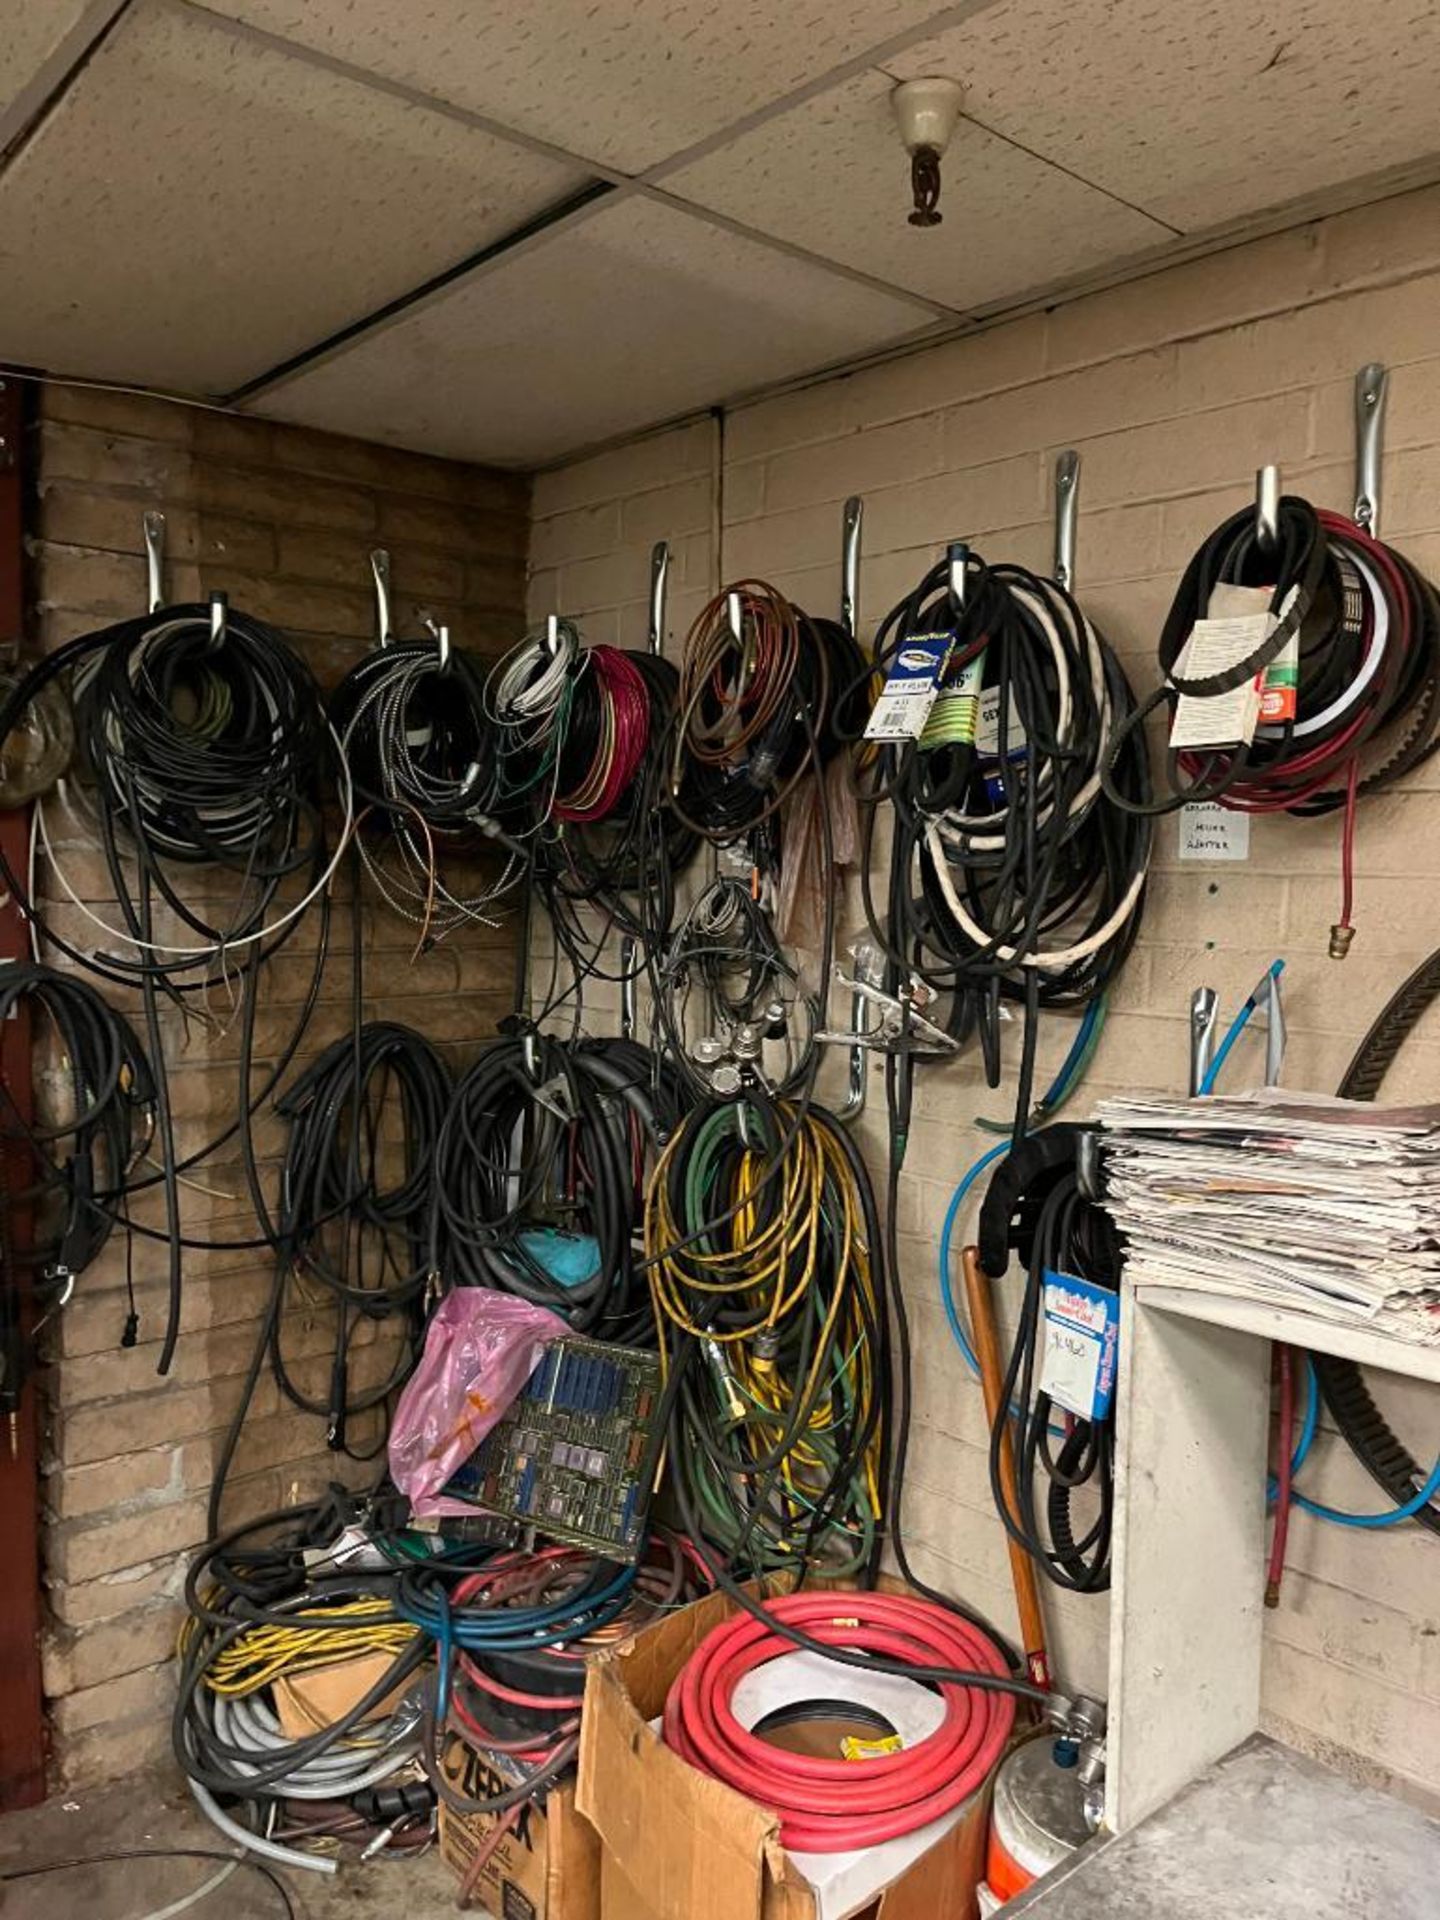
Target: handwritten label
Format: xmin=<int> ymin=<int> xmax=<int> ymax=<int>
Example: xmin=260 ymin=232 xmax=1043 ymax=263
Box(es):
xmin=1039 ymin=1270 xmax=1119 ymax=1423
xmin=1179 ymin=803 xmax=1250 ymax=862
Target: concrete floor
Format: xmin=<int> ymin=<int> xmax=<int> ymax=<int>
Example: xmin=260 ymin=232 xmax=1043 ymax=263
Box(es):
xmin=1009 ymin=1736 xmax=1440 ymax=1920
xmin=0 ymin=1763 xmax=459 ymax=1919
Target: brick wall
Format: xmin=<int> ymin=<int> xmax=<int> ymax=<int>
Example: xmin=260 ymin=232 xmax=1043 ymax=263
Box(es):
xmin=528 ymin=182 xmax=1440 ymax=1814
xmin=24 ymin=387 xmax=527 ymax=1786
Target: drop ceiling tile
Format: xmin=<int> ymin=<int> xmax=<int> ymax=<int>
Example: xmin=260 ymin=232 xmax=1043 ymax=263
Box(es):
xmin=200 ymin=0 xmax=962 ymax=173
xmin=890 ymin=0 xmax=1440 ymax=233
xmin=666 ymin=68 xmax=1171 ymax=313
xmin=0 ymin=0 xmax=589 ymax=392
xmin=2 ymin=2 xmax=96 ymax=126
xmin=252 ymin=197 xmax=939 ymax=466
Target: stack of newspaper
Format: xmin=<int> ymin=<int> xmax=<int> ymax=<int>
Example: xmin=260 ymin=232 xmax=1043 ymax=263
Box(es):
xmin=1097 ymin=1087 xmax=1440 ymax=1345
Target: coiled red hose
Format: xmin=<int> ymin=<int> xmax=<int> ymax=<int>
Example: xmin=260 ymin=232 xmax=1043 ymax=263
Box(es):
xmin=663 ymin=1592 xmax=1015 ymax=1852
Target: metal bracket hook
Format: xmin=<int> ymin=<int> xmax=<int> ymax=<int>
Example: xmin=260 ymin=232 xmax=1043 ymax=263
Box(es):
xmin=1053 ymin=452 xmax=1080 ymax=592
xmin=946 ymin=540 xmax=970 ymax=614
xmin=143 ymin=510 xmax=165 ymax=615
xmin=545 ymin=613 xmax=563 ymax=658
xmin=207 ymin=590 xmax=228 ymax=654
xmin=1354 ymin=362 xmax=1389 ymax=535
xmin=420 ymin=613 xmax=451 ymax=672
xmin=841 ymin=497 xmax=862 ymax=640
xmin=370 ymin=549 xmax=393 ymax=648
xmin=648 ymin=542 xmax=669 ymax=658
xmin=1255 ymin=466 xmax=1280 ymax=555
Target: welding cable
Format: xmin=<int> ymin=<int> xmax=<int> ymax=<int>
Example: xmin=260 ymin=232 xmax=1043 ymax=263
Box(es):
xmin=1103 ymin=502 xmax=1440 ymax=946
xmin=858 ymin=553 xmax=1150 ymax=1103
xmin=0 ymin=962 xmax=155 ymax=1342
xmin=644 ymin=1093 xmax=886 ymax=1575
xmin=330 ymin=637 xmax=526 ymax=943
xmin=267 ymin=1021 xmax=453 ymax=1452
xmin=975 ymin=1134 xmax=1120 ymax=1593
xmin=663 ymin=1591 xmax=1015 ymax=1851
xmin=430 ymin=1032 xmax=684 ymax=1340
xmin=534 ymin=649 xmax=700 ymax=1009
xmin=668 ymin=583 xmax=860 ymax=842
xmin=0 ymin=609 xmax=342 ymax=1376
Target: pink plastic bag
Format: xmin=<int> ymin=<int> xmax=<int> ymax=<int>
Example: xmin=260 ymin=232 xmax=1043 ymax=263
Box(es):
xmin=388 ymin=1290 xmax=567 ymax=1520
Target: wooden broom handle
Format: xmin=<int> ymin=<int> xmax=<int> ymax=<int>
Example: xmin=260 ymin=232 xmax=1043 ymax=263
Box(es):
xmin=963 ymin=1244 xmax=1051 ymax=1692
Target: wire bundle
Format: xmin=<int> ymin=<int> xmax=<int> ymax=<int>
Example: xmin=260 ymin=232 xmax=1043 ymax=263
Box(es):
xmin=671 ymin=583 xmax=865 ymax=842
xmin=177 ymin=1501 xmax=431 ymax=1879
xmin=975 ymin=1127 xmax=1120 ymax=1592
xmin=862 ymin=552 xmax=1150 ymax=1114
xmin=0 ymin=961 xmax=155 ymax=1340
xmin=645 ymin=1093 xmax=887 ymax=1575
xmin=663 ymin=1591 xmax=1015 ymax=1850
xmin=330 ymin=638 xmax=524 ymax=945
xmin=431 ymin=1033 xmax=686 ymax=1340
xmin=1102 ymin=498 xmax=1440 ymax=948
xmin=0 ymin=608 xmax=342 ymax=1375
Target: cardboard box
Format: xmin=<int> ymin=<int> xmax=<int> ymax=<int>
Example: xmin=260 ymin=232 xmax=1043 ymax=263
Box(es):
xmin=272 ymin=1649 xmax=408 ymax=1740
xmin=437 ymin=1729 xmax=602 ymax=1920
xmin=579 ymin=1584 xmax=993 ymax=1920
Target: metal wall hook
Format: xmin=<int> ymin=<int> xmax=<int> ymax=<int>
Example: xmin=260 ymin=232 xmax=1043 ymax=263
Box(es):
xmin=143 ymin=510 xmax=165 ymax=615
xmin=545 ymin=612 xmax=562 ymax=658
xmin=207 ymin=590 xmax=228 ymax=654
xmin=1053 ymin=451 xmax=1080 ymax=592
xmin=1354 ymin=362 xmax=1389 ymax=535
xmin=841 ymin=496 xmax=863 ymax=640
xmin=370 ymin=548 xmax=393 ymax=648
xmin=1254 ymin=466 xmax=1280 ymax=554
xmin=726 ymin=589 xmax=745 ymax=646
xmin=947 ymin=540 xmax=970 ymax=613
xmin=648 ymin=542 xmax=669 ymax=658
xmin=420 ymin=613 xmax=451 ymax=672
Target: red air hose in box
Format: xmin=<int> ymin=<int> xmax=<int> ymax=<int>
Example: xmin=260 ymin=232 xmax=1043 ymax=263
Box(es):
xmin=662 ymin=1591 xmax=1015 ymax=1852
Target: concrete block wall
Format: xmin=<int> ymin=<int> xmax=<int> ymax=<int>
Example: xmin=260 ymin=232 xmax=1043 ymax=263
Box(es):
xmin=528 ymin=182 xmax=1440 ymax=1814
xmin=24 ymin=387 xmax=527 ymax=1786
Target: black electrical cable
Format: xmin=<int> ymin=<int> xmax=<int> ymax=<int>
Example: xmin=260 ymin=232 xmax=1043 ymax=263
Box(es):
xmin=431 ymin=1032 xmax=686 ymax=1341
xmin=0 ymin=1849 xmax=296 ymax=1920
xmin=0 ymin=607 xmax=339 ymax=1374
xmin=0 ymin=962 xmax=155 ymax=1347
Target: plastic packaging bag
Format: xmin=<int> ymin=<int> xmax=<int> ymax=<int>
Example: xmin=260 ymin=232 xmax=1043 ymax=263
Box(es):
xmin=388 ymin=1291 xmax=567 ymax=1519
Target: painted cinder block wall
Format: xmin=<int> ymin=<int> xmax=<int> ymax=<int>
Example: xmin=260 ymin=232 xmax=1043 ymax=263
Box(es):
xmin=24 ymin=389 xmax=527 ymax=1786
xmin=527 ymin=183 xmax=1440 ymax=1814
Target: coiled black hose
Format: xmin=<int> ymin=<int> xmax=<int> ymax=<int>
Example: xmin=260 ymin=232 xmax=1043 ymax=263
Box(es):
xmin=430 ymin=1033 xmax=687 ymax=1341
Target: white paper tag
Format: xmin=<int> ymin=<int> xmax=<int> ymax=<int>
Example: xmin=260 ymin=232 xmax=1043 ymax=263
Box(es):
xmin=975 ymin=685 xmax=1027 ymax=759
xmin=865 ymin=631 xmax=953 ymax=742
xmin=1039 ymin=1271 xmax=1119 ymax=1423
xmin=1178 ymin=803 xmax=1251 ymax=862
xmin=1169 ymin=612 xmax=1273 ymax=750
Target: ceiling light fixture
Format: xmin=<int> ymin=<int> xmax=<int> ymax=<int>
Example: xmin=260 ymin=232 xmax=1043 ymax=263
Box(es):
xmin=890 ymin=77 xmax=964 ymax=228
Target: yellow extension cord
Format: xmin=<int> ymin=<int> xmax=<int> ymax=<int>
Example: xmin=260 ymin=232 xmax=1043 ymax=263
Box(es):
xmin=185 ymin=1595 xmax=418 ymax=1697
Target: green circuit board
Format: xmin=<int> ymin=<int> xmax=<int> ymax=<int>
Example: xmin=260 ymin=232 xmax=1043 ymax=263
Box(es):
xmin=443 ymin=1336 xmax=662 ymax=1562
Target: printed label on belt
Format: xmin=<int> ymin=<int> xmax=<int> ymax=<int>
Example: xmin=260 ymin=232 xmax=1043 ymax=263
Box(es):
xmin=865 ymin=630 xmax=954 ymax=741
xmin=1039 ymin=1269 xmax=1119 ymax=1423
xmin=920 ymin=649 xmax=985 ymax=748
xmin=1168 ymin=613 xmax=1273 ymax=750
xmin=975 ymin=684 xmax=1027 ymax=759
